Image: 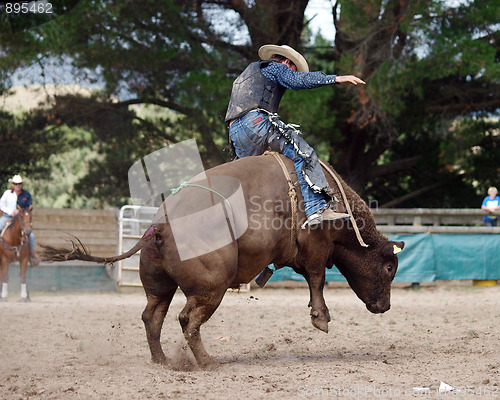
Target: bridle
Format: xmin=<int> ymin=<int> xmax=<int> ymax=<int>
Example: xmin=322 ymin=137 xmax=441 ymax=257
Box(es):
xmin=0 ymin=210 xmax=31 ymax=257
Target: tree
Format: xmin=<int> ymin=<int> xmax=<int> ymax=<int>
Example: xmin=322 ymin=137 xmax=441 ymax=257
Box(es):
xmin=0 ymin=0 xmax=498 ymax=207
xmin=324 ymin=0 xmax=499 ymax=201
xmin=0 ymin=107 xmax=80 ymax=190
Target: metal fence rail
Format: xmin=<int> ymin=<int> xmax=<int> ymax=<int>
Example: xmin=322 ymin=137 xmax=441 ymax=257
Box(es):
xmin=372 ymin=208 xmax=500 ymax=234
xmin=114 ymin=205 xmax=158 ymax=286
xmin=113 ymin=206 xmax=500 ymax=287
xmin=114 ymin=205 xmax=252 ymax=290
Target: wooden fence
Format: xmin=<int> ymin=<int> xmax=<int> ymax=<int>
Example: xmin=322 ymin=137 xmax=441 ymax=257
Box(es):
xmin=32 ymin=208 xmax=118 ymax=257
xmin=30 ymin=207 xmax=499 ymax=261
xmin=372 ymin=208 xmax=500 ymax=234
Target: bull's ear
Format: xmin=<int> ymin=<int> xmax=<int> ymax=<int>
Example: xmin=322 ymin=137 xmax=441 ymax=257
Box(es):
xmin=391 ymin=241 xmax=405 ymax=254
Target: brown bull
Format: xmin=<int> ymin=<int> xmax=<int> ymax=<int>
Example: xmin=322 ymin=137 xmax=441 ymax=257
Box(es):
xmin=42 ymin=154 xmax=404 ymax=369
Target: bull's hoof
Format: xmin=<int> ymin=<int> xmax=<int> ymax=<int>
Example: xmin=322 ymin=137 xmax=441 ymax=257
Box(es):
xmin=151 ymin=354 xmax=169 ymax=365
xmin=19 ymin=296 xmax=31 ymax=303
xmin=311 ymin=317 xmax=329 ymax=333
xmin=200 ymin=359 xmax=219 ymax=371
xmin=310 ymin=311 xmax=329 ymax=333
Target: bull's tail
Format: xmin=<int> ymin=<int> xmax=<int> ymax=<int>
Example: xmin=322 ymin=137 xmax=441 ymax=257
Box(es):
xmin=41 ymin=224 xmax=158 ymax=265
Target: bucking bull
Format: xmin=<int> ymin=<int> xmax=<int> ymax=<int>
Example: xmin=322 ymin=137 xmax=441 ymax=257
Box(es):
xmin=42 ymin=153 xmax=404 ymax=369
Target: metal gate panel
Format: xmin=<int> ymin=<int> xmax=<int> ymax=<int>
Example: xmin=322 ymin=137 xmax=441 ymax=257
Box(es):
xmin=115 ymin=205 xmax=249 ymax=291
xmin=116 ymin=205 xmax=158 ymax=287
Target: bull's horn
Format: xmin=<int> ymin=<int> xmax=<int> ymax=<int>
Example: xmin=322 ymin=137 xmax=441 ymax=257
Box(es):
xmin=393 ymin=244 xmax=402 ymax=254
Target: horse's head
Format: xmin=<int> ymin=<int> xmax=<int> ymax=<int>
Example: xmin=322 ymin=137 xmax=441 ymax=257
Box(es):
xmin=16 ymin=205 xmax=33 ymax=238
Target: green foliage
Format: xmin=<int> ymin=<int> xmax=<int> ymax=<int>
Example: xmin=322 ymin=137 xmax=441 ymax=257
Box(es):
xmin=0 ymin=108 xmax=79 ymax=189
xmin=31 ymin=143 xmax=109 ymax=209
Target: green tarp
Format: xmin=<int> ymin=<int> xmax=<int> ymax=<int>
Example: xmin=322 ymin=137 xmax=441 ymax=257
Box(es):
xmin=6 ymin=264 xmax=116 ymax=292
xmin=268 ymin=233 xmax=500 ymax=283
xmin=6 ymin=234 xmax=500 ymax=291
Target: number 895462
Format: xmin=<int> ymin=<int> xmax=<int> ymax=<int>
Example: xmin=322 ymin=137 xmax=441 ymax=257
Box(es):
xmin=4 ymin=2 xmax=53 ymax=14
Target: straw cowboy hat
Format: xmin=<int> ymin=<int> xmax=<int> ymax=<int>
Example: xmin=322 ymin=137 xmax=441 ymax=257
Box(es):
xmin=258 ymin=44 xmax=309 ymax=73
xmin=8 ymin=175 xmax=23 ymax=184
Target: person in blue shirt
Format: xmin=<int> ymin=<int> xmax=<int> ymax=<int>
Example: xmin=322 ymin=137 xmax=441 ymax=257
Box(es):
xmin=481 ymin=186 xmax=500 ymax=226
xmin=0 ymin=174 xmax=39 ymax=266
xmin=226 ymin=44 xmax=366 ymax=228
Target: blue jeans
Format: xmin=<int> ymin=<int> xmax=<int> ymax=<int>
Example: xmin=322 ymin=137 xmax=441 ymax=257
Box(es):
xmin=0 ymin=214 xmax=10 ymax=231
xmin=0 ymin=214 xmax=36 ymax=250
xmin=230 ymin=112 xmax=327 ymax=217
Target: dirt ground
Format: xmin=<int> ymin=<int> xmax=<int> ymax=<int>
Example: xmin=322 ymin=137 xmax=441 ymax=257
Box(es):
xmin=1 ymin=281 xmax=499 ymax=399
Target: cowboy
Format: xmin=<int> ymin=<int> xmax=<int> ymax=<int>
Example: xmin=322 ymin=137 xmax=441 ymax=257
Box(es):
xmin=226 ymin=44 xmax=366 ymax=227
xmin=0 ymin=174 xmax=39 ymax=266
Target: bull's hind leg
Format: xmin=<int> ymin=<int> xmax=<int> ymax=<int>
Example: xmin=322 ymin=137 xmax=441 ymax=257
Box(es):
xmin=179 ymin=291 xmax=225 ymax=369
xmin=142 ymin=288 xmax=177 ymax=364
xmin=140 ymin=242 xmax=179 ymax=365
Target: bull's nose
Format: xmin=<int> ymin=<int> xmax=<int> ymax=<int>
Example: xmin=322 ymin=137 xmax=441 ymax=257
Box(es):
xmin=366 ymin=300 xmax=390 ymax=314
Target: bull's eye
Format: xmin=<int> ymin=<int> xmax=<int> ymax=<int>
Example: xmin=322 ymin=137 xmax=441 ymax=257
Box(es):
xmin=387 ymin=265 xmax=393 ymax=273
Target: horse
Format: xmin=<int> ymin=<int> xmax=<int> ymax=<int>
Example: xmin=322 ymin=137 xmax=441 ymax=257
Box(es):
xmin=0 ymin=205 xmax=33 ymax=302
xmin=41 ymin=154 xmax=404 ymax=368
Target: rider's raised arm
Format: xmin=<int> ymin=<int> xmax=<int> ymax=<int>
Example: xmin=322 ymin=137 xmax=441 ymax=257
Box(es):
xmin=335 ymin=75 xmax=366 ymax=85
xmin=261 ymin=61 xmax=365 ymax=90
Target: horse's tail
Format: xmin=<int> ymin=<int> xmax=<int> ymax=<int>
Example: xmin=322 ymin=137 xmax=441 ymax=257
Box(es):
xmin=40 ymin=224 xmax=159 ymax=265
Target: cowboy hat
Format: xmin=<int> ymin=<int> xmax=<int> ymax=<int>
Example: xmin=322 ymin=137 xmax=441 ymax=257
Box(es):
xmin=9 ymin=175 xmax=23 ymax=184
xmin=258 ymin=44 xmax=309 ymax=73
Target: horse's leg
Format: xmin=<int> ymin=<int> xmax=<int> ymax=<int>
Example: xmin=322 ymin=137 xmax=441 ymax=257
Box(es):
xmin=178 ymin=290 xmax=226 ymax=369
xmin=19 ymin=254 xmax=30 ymax=302
xmin=0 ymin=256 xmax=8 ymax=301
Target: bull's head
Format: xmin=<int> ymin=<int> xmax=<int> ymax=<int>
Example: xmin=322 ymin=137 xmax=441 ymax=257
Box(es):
xmin=333 ymin=239 xmax=405 ymax=314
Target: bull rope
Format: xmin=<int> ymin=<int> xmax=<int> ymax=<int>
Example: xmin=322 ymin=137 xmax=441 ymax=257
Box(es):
xmin=170 ymin=181 xmax=233 ymax=213
xmin=265 ymin=151 xmax=298 ymax=261
xmin=319 ymin=160 xmax=369 ymax=248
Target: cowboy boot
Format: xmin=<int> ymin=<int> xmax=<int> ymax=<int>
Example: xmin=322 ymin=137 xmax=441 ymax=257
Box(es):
xmin=301 ymin=207 xmax=350 ymax=229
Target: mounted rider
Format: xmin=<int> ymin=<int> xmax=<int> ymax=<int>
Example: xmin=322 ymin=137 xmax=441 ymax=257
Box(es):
xmin=0 ymin=174 xmax=39 ymax=266
xmin=226 ymin=44 xmax=366 ymax=227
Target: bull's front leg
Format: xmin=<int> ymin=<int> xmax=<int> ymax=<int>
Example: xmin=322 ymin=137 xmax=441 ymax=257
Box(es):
xmin=301 ymin=266 xmax=331 ymax=333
